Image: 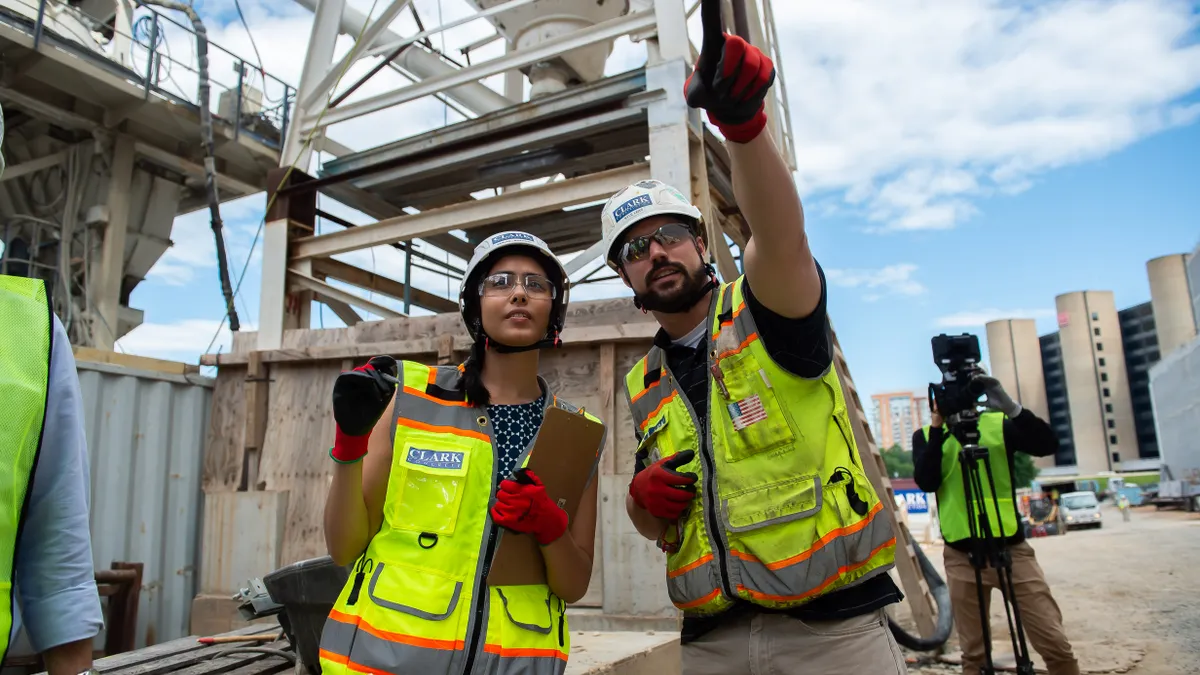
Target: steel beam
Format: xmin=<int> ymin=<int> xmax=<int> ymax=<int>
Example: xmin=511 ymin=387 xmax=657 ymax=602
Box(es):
xmin=293 ymin=164 xmax=649 ymax=260
xmin=284 ymin=0 xmax=346 ymax=169
xmin=0 ymin=147 xmax=70 ymax=183
xmin=312 ymin=257 xmax=458 ymax=313
xmin=564 ymin=238 xmax=611 ymax=276
xmin=288 ymin=269 xmax=405 ymax=319
xmin=133 ymin=142 xmax=262 ymax=197
xmin=302 ymin=11 xmax=656 ymax=133
xmin=320 ymin=69 xmax=646 ymax=178
xmin=289 ymin=0 xmax=511 ymax=116
xmin=352 ymin=107 xmax=645 ymax=191
xmin=298 ymin=0 xmax=415 ymax=113
xmin=361 ymin=0 xmax=538 ymax=61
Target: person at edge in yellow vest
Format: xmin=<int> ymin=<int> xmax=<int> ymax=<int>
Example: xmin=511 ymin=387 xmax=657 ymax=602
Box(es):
xmin=318 ymin=230 xmax=604 ymax=675
xmin=2 ymin=104 xmax=104 ymax=675
xmin=911 ymin=371 xmax=1080 ymax=675
xmin=597 ymin=30 xmax=906 ymax=675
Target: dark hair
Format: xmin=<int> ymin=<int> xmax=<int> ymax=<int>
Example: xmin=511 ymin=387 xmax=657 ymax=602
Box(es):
xmin=460 ymin=336 xmax=489 ymax=406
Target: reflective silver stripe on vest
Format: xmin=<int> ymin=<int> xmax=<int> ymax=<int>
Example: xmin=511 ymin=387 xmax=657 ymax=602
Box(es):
xmin=667 ymin=560 xmax=719 ymax=608
xmin=712 ymin=280 xmax=756 ymax=347
xmin=320 ymin=615 xmax=463 ymax=675
xmin=628 ymin=350 xmax=671 ymax=433
xmin=476 ymin=651 xmax=568 ymax=675
xmin=731 ymin=503 xmax=896 ymax=601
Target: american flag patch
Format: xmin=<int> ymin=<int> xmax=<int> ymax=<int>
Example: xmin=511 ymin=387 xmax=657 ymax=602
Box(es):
xmin=727 ymin=395 xmax=768 ymax=431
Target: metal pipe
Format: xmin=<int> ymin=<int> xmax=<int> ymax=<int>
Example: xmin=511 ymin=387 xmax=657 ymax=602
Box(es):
xmin=288 ymin=0 xmax=512 ymax=115
xmin=403 ymin=245 xmax=413 ymax=313
xmin=135 ymin=0 xmax=240 ymax=331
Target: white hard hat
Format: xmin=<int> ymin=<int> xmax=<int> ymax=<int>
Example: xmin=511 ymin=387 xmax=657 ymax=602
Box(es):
xmin=600 ymin=179 xmax=702 ymax=271
xmin=458 ymin=230 xmax=570 ymax=343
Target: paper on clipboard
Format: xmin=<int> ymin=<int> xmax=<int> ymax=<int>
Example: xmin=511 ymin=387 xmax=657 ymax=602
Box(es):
xmin=486 ymin=405 xmax=605 ymax=587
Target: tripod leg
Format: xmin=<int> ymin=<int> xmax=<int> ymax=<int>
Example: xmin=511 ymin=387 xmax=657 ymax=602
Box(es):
xmin=979 ymin=455 xmax=1035 ymax=674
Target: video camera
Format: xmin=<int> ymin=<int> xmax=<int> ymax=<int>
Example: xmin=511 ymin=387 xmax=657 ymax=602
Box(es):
xmin=928 ymin=333 xmax=987 ymax=420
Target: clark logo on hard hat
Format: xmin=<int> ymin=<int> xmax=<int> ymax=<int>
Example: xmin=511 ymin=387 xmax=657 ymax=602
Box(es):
xmin=600 ymin=178 xmax=702 ymax=271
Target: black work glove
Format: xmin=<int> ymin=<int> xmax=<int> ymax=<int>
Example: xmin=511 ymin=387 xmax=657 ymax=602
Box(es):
xmin=684 ymin=0 xmax=776 ymax=143
xmin=330 ymin=356 xmax=398 ymax=463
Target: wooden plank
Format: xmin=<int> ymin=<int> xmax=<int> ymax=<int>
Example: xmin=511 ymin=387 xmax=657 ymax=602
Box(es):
xmin=689 ymin=129 xmax=739 ymax=281
xmin=829 ymin=329 xmax=937 ymax=638
xmin=311 ymin=257 xmax=458 ymax=314
xmin=165 ymin=639 xmax=292 ymax=675
xmin=73 ymin=346 xmax=201 ymax=375
xmin=86 ymin=625 xmax=276 ymax=673
xmin=291 ymin=164 xmax=650 ymax=260
xmin=241 ymin=353 xmax=270 ymax=491
xmin=204 ymin=366 xmax=249 ymax=491
xmin=201 ymin=323 xmax=660 ymax=367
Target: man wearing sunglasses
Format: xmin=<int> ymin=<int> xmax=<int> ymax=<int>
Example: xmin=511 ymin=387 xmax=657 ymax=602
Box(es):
xmin=601 ymin=28 xmax=906 ymax=675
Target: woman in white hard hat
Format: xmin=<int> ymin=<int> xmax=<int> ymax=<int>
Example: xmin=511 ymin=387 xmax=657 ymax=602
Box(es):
xmin=320 ymin=231 xmax=603 ymax=675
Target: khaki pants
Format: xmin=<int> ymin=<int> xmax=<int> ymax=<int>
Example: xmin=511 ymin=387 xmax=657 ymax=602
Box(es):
xmin=944 ymin=542 xmax=1080 ymax=675
xmin=681 ymin=608 xmax=908 ymax=674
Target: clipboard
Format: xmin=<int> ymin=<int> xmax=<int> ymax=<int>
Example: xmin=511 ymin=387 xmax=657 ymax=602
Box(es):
xmin=486 ymin=405 xmax=606 ymax=587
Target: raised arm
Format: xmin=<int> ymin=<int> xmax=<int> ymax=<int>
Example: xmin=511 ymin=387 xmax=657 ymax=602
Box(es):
xmin=323 ymin=357 xmax=398 ymax=566
xmin=684 ymin=5 xmax=820 ymax=319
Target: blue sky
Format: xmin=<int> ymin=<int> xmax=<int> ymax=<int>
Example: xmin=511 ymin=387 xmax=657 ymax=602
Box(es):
xmin=115 ymin=0 xmax=1200 ymax=406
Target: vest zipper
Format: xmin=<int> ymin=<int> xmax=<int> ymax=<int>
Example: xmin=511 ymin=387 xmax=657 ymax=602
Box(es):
xmin=462 ymin=409 xmax=500 ymax=675
xmin=668 ymin=359 xmax=735 ymax=601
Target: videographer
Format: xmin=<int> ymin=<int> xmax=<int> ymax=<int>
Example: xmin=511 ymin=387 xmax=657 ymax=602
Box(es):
xmin=912 ymin=368 xmax=1080 ymax=675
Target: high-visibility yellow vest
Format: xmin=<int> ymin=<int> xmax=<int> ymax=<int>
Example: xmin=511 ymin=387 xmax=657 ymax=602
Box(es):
xmin=922 ymin=412 xmax=1018 ymax=543
xmin=319 ymin=360 xmax=603 ymax=675
xmin=622 ymin=277 xmax=896 ymax=616
xmin=0 ymin=275 xmax=52 ymax=663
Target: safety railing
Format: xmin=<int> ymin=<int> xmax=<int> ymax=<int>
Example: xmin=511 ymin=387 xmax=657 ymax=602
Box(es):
xmin=1 ymin=0 xmax=295 ymax=150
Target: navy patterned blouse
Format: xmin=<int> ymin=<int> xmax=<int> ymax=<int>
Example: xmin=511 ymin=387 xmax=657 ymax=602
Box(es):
xmin=487 ymin=393 xmax=546 ymax=485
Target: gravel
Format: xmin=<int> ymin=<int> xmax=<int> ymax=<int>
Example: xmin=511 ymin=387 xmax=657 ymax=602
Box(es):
xmin=891 ymin=505 xmax=1200 ymax=674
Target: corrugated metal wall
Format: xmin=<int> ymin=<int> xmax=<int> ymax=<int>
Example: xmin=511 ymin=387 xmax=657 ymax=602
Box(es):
xmin=76 ymin=359 xmax=214 ymax=648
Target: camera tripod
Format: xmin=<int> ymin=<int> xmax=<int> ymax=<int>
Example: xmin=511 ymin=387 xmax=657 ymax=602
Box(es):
xmin=949 ymin=412 xmax=1035 ymax=675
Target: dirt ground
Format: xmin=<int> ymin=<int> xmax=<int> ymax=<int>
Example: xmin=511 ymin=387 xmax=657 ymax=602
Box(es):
xmin=890 ymin=504 xmax=1200 ymax=674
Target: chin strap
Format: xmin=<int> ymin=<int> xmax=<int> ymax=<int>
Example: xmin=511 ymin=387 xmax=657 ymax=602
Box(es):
xmin=482 ymin=329 xmax=563 ymax=354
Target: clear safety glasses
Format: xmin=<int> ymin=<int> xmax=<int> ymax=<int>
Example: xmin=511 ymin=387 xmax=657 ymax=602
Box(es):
xmin=478 ymin=272 xmax=557 ymax=300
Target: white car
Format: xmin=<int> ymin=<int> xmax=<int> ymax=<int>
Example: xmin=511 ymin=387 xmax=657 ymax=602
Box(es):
xmin=1060 ymin=491 xmax=1103 ymax=530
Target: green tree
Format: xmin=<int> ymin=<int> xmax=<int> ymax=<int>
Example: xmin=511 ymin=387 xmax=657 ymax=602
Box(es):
xmin=881 ymin=443 xmax=914 ymax=479
xmin=1013 ymin=452 xmax=1040 ymax=489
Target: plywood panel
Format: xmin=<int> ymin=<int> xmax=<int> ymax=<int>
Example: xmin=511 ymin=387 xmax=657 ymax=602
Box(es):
xmin=203 ymin=366 xmax=247 ymax=490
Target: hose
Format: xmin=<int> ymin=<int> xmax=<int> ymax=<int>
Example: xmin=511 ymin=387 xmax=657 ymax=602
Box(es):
xmin=887 ymin=527 xmax=954 ymax=651
xmin=134 ymin=1 xmax=240 ymax=331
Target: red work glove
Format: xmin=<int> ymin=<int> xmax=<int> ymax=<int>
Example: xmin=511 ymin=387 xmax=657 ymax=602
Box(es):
xmin=329 ymin=355 xmax=398 ymax=463
xmin=490 ymin=469 xmax=569 ymax=546
xmin=684 ymin=3 xmax=776 ymax=144
xmin=629 ymin=450 xmax=698 ymax=521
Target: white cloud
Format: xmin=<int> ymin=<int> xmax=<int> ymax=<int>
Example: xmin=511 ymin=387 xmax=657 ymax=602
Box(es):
xmin=774 ymin=0 xmax=1200 ymax=231
xmin=935 ymin=308 xmax=1055 ymax=328
xmin=115 ymin=318 xmax=240 ymax=361
xmin=826 ymin=263 xmax=926 ymax=301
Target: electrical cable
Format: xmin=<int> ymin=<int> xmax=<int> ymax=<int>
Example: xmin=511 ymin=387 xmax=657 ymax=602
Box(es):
xmin=200 ymin=0 xmax=384 ymax=359
xmin=136 ymin=0 xmax=240 ymax=333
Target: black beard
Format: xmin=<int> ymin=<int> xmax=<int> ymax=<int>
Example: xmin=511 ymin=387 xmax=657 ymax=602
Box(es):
xmin=638 ymin=261 xmax=711 ymax=314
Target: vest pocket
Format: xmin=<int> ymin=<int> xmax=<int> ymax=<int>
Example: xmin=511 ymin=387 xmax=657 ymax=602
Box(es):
xmin=721 ymin=473 xmax=822 ymax=533
xmin=367 ymin=561 xmax=466 ymax=624
xmin=494 ymin=587 xmax=554 ymax=635
xmin=712 ymin=352 xmax=796 ymax=463
xmin=391 ymin=437 xmax=472 ymax=536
